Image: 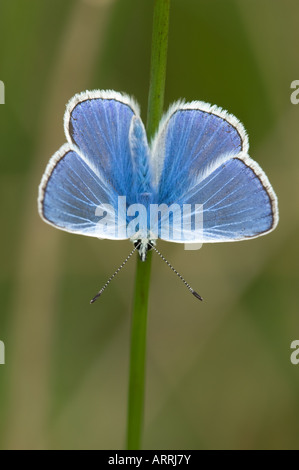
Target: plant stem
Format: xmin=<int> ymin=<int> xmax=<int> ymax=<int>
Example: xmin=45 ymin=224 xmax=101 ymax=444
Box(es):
xmin=146 ymin=0 xmax=171 ymax=140
xmin=127 ymin=252 xmax=152 ymax=450
xmin=126 ymin=0 xmax=170 ymax=450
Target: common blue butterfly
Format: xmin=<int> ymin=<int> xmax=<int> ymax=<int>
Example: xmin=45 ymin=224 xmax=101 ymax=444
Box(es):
xmin=38 ymin=90 xmax=279 ymax=300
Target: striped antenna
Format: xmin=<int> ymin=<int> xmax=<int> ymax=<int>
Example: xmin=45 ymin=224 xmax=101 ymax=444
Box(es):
xmin=90 ymin=245 xmax=138 ymax=303
xmin=149 ymin=243 xmax=203 ymax=301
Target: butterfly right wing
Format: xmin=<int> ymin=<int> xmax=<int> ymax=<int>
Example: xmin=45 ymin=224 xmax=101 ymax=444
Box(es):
xmin=150 ymin=101 xmax=278 ymax=243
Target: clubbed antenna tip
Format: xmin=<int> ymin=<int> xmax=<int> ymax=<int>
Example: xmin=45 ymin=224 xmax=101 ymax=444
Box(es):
xmin=90 ymin=290 xmax=104 ymax=304
xmin=192 ymin=290 xmax=203 ymax=301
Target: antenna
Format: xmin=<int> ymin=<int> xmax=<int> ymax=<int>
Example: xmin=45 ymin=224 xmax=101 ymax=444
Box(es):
xmin=148 ymin=243 xmax=203 ymax=301
xmin=90 ymin=245 xmax=138 ymax=303
xmin=90 ymin=242 xmax=203 ymax=303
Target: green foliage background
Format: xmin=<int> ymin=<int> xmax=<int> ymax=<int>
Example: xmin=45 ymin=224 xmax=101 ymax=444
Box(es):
xmin=0 ymin=0 xmax=298 ymax=449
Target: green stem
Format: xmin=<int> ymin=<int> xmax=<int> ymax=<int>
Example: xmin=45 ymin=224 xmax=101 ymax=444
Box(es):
xmin=127 ymin=252 xmax=152 ymax=450
xmin=126 ymin=0 xmax=170 ymax=450
xmin=146 ymin=0 xmax=171 ymax=140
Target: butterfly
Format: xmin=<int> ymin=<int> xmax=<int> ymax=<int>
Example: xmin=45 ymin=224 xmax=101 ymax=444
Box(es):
xmin=38 ymin=90 xmax=279 ymax=301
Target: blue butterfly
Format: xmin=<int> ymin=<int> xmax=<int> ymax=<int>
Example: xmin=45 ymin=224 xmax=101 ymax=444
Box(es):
xmin=38 ymin=90 xmax=279 ymax=300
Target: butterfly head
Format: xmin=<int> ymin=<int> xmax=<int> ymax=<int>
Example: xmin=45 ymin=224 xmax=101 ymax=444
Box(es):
xmin=133 ymin=237 xmax=156 ymax=262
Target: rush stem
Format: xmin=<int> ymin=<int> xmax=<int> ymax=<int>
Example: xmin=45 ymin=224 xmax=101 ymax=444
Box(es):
xmin=126 ymin=0 xmax=170 ymax=450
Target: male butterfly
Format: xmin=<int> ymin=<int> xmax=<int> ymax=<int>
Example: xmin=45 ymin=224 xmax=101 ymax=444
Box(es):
xmin=38 ymin=90 xmax=278 ymax=300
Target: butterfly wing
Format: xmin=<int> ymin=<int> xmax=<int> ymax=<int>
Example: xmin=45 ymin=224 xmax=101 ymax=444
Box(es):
xmin=38 ymin=90 xmax=150 ymax=239
xmin=151 ymin=101 xmax=278 ymax=242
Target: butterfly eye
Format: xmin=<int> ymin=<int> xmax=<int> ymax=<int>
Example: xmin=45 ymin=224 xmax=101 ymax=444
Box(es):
xmin=147 ymin=242 xmax=154 ymax=252
xmin=133 ymin=240 xmax=142 ymax=250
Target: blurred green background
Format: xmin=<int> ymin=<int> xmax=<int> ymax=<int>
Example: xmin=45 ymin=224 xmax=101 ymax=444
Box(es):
xmin=0 ymin=0 xmax=298 ymax=450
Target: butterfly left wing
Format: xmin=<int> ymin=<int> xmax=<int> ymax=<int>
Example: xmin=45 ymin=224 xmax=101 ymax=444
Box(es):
xmin=150 ymin=101 xmax=278 ymax=243
xmin=38 ymin=90 xmax=151 ymax=239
